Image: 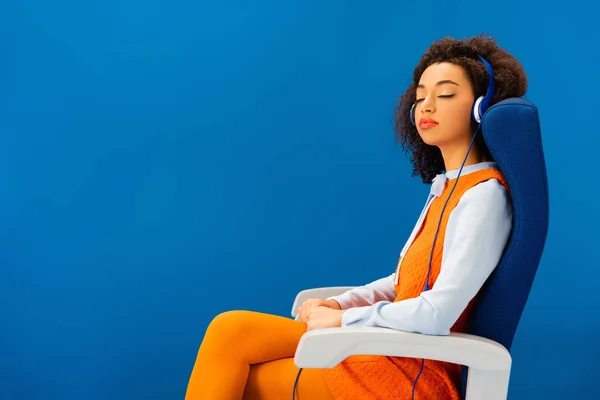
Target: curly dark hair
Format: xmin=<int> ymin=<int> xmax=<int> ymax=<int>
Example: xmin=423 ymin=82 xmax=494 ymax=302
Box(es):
xmin=394 ymin=34 xmax=528 ymax=183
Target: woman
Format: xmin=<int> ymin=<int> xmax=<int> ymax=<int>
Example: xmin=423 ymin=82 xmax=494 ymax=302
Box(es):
xmin=185 ymin=34 xmax=528 ymax=400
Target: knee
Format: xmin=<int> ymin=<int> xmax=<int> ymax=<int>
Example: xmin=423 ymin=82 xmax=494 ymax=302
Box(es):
xmin=205 ymin=310 xmax=255 ymax=343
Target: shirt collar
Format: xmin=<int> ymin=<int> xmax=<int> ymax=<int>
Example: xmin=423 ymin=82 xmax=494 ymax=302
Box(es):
xmin=430 ymin=161 xmax=499 ymax=198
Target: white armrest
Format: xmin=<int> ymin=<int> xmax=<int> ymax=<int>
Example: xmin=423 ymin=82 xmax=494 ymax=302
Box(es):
xmin=294 ymin=327 xmax=511 ymax=400
xmin=291 ymin=287 xmax=356 ymax=318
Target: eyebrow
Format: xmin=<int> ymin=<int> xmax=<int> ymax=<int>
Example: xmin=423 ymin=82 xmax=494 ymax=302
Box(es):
xmin=417 ymin=80 xmax=459 ymax=89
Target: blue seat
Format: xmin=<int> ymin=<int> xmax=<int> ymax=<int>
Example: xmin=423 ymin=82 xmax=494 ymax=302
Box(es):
xmin=460 ymin=97 xmax=550 ymax=398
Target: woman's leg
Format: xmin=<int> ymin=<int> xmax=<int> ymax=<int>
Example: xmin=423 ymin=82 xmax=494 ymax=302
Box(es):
xmin=243 ymin=357 xmax=335 ymax=400
xmin=185 ymin=310 xmax=334 ymax=400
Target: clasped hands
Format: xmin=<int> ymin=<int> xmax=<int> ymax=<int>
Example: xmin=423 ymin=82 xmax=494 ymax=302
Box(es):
xmin=297 ymin=298 xmax=345 ymax=331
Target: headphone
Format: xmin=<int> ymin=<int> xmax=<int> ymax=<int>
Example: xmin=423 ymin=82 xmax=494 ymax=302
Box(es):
xmin=409 ymin=55 xmax=496 ymax=127
xmin=292 ymin=55 xmax=496 ymax=400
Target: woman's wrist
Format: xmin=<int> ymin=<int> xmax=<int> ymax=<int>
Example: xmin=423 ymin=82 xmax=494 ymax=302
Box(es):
xmin=327 ymin=299 xmax=342 ymax=310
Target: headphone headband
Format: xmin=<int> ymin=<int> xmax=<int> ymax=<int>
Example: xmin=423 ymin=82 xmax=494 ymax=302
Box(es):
xmin=473 ymin=55 xmax=496 ymax=123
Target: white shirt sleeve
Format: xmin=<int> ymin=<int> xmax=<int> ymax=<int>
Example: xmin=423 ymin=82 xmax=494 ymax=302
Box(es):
xmin=340 ymin=179 xmax=513 ymax=335
xmin=326 ymin=274 xmax=397 ymax=309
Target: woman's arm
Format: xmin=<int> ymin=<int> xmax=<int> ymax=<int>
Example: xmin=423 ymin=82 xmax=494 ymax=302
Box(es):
xmin=339 ymin=179 xmax=513 ymax=335
xmin=325 ymin=273 xmax=397 ymax=309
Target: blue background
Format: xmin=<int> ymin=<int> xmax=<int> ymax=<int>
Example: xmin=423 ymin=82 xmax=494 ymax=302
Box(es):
xmin=1 ymin=1 xmax=596 ymax=399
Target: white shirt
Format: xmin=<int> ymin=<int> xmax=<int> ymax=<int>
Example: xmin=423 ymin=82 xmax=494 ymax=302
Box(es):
xmin=328 ymin=161 xmax=513 ymax=335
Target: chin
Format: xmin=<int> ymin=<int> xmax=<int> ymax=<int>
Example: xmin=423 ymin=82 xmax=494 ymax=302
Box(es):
xmin=418 ymin=131 xmax=441 ymax=147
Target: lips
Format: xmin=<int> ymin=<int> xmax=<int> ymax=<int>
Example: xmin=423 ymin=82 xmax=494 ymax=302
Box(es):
xmin=419 ymin=118 xmax=439 ymax=130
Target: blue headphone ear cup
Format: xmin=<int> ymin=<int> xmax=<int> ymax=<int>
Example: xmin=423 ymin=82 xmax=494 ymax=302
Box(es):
xmin=410 ymin=103 xmax=416 ymax=127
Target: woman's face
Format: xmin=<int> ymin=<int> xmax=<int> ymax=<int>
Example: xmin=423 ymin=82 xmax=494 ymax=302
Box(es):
xmin=414 ymin=62 xmax=475 ymax=148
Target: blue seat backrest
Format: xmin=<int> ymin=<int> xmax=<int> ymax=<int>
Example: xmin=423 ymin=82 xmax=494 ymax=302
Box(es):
xmin=460 ymin=98 xmax=550 ymax=398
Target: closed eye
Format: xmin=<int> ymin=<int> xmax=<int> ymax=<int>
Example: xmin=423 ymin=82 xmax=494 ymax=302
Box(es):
xmin=415 ymin=94 xmax=455 ymax=103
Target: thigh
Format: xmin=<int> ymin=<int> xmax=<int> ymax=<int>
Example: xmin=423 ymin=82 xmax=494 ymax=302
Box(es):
xmin=203 ymin=310 xmax=308 ymax=364
xmin=243 ymin=358 xmax=335 ymax=400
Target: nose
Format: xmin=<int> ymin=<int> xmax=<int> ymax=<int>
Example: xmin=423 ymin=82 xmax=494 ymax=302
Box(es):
xmin=419 ymin=95 xmax=436 ymax=115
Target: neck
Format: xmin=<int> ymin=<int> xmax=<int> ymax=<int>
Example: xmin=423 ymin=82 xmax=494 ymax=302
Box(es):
xmin=440 ymin=139 xmax=488 ymax=172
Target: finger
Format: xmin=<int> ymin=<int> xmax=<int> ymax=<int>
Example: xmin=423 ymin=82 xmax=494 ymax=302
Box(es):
xmin=303 ymin=303 xmax=314 ymax=321
xmin=303 ymin=305 xmax=312 ymax=319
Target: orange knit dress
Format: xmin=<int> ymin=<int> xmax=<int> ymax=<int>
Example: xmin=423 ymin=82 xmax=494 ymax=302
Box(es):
xmin=322 ymin=168 xmax=510 ymax=400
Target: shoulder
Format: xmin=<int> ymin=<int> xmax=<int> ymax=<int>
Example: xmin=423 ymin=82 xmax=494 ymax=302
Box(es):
xmin=462 ymin=178 xmax=509 ymax=204
xmin=452 ymin=178 xmax=512 ymax=220
xmin=443 ymin=177 xmax=513 ymax=251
